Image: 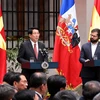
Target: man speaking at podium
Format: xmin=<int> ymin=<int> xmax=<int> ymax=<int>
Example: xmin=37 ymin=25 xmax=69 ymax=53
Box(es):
xmin=17 ymin=27 xmax=48 ymax=83
xmin=79 ymin=28 xmax=100 ymax=88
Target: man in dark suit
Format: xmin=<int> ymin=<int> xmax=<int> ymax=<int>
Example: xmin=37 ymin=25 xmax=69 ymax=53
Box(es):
xmin=47 ymin=75 xmax=66 ymax=100
xmin=79 ymin=81 xmax=100 ymax=100
xmin=79 ymin=28 xmax=100 ymax=88
xmin=29 ymin=72 xmax=47 ymax=100
xmin=17 ymin=27 xmax=48 ymax=84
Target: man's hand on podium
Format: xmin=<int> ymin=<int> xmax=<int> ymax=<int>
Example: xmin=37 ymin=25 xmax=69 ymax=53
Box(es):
xmin=85 ymin=59 xmax=90 ymax=62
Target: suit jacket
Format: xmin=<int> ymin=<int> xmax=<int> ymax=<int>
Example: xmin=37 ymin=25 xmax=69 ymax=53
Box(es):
xmin=17 ymin=40 xmax=48 ymax=83
xmin=35 ymin=92 xmax=43 ymax=100
xmin=17 ymin=40 xmax=48 ymax=63
xmin=79 ymin=42 xmax=100 ymax=78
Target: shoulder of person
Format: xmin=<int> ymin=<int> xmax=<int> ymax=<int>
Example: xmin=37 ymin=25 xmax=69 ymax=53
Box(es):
xmin=98 ymin=41 xmax=100 ymax=44
xmin=21 ymin=40 xmax=30 ymax=45
xmin=82 ymin=42 xmax=90 ymax=47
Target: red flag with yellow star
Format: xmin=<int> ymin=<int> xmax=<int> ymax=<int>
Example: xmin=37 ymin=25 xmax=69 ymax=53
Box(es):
xmin=88 ymin=0 xmax=100 ymax=41
xmin=0 ymin=6 xmax=6 ymax=84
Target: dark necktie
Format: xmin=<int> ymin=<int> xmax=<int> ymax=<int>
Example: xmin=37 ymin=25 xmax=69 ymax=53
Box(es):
xmin=34 ymin=43 xmax=38 ymax=58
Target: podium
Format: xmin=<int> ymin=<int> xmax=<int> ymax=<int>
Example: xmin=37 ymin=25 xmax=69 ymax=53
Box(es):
xmin=21 ymin=62 xmax=58 ymax=69
xmin=84 ymin=60 xmax=100 ymax=67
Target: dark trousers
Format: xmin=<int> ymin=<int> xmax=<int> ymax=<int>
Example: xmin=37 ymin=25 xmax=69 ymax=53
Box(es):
xmin=81 ymin=67 xmax=100 ymax=89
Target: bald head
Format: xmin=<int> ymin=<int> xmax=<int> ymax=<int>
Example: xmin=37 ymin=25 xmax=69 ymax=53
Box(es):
xmin=29 ymin=72 xmax=47 ymax=88
xmin=83 ymin=81 xmax=100 ymax=99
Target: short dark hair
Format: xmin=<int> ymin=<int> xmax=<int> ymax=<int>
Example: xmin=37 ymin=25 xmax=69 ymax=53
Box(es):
xmin=91 ymin=28 xmax=100 ymax=38
xmin=53 ymin=90 xmax=77 ymax=100
xmin=47 ymin=75 xmax=66 ymax=97
xmin=3 ymin=72 xmax=16 ymax=85
xmin=28 ymin=27 xmax=39 ymax=34
xmin=8 ymin=72 xmax=23 ymax=85
xmin=13 ymin=89 xmax=35 ymax=100
xmin=83 ymin=81 xmax=100 ymax=100
xmin=29 ymin=72 xmax=47 ymax=88
xmin=0 ymin=84 xmax=15 ymax=100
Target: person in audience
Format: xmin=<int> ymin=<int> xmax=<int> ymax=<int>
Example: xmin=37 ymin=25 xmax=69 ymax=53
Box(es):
xmin=4 ymin=72 xmax=28 ymax=91
xmin=47 ymin=75 xmax=66 ymax=100
xmin=29 ymin=72 xmax=47 ymax=100
xmin=53 ymin=90 xmax=77 ymax=100
xmin=80 ymin=81 xmax=100 ymax=100
xmin=3 ymin=71 xmax=16 ymax=85
xmin=13 ymin=89 xmax=39 ymax=100
xmin=73 ymin=91 xmax=81 ymax=100
xmin=12 ymin=72 xmax=28 ymax=91
xmin=0 ymin=84 xmax=16 ymax=100
xmin=93 ymin=92 xmax=100 ymax=100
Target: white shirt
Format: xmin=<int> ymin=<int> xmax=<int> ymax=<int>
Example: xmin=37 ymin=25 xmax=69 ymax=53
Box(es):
xmin=30 ymin=39 xmax=39 ymax=54
xmin=91 ymin=42 xmax=98 ymax=57
xmin=35 ymin=91 xmax=42 ymax=99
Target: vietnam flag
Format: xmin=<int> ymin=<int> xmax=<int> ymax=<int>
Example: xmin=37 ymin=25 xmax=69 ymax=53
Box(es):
xmin=88 ymin=0 xmax=100 ymax=41
xmin=0 ymin=6 xmax=6 ymax=84
xmin=53 ymin=0 xmax=82 ymax=88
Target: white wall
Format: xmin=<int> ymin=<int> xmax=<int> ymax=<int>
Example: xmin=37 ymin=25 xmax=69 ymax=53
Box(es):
xmin=75 ymin=0 xmax=86 ymax=45
xmin=75 ymin=0 xmax=94 ymax=45
xmin=86 ymin=0 xmax=94 ymax=38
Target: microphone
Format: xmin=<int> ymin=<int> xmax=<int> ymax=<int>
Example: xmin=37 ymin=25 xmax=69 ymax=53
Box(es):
xmin=43 ymin=48 xmax=48 ymax=55
xmin=39 ymin=48 xmax=44 ymax=56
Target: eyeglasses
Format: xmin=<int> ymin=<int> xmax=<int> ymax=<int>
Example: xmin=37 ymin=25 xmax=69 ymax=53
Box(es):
xmin=90 ymin=34 xmax=98 ymax=37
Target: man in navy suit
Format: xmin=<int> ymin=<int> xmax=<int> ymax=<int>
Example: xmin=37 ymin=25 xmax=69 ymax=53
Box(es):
xmin=17 ymin=27 xmax=48 ymax=84
xmin=79 ymin=28 xmax=100 ymax=88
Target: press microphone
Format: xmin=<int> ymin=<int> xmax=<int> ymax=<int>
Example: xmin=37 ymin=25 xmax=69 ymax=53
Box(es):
xmin=39 ymin=48 xmax=44 ymax=56
xmin=43 ymin=48 xmax=48 ymax=55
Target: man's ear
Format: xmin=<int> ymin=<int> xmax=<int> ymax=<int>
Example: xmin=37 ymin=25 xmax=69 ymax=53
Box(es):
xmin=13 ymin=81 xmax=18 ymax=87
xmin=29 ymin=34 xmax=31 ymax=38
xmin=40 ymin=84 xmax=43 ymax=90
xmin=40 ymin=84 xmax=45 ymax=91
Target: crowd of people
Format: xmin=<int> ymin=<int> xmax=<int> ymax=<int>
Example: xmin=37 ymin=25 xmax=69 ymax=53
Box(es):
xmin=1 ymin=27 xmax=100 ymax=100
xmin=1 ymin=72 xmax=100 ymax=100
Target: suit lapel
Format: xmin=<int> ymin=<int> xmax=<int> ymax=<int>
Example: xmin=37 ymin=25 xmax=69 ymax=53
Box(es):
xmin=94 ymin=42 xmax=100 ymax=56
xmin=38 ymin=42 xmax=41 ymax=59
xmin=28 ymin=40 xmax=40 ymax=60
xmin=88 ymin=42 xmax=92 ymax=59
xmin=28 ymin=41 xmax=42 ymax=60
xmin=28 ymin=40 xmax=36 ymax=57
xmin=35 ymin=92 xmax=42 ymax=100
